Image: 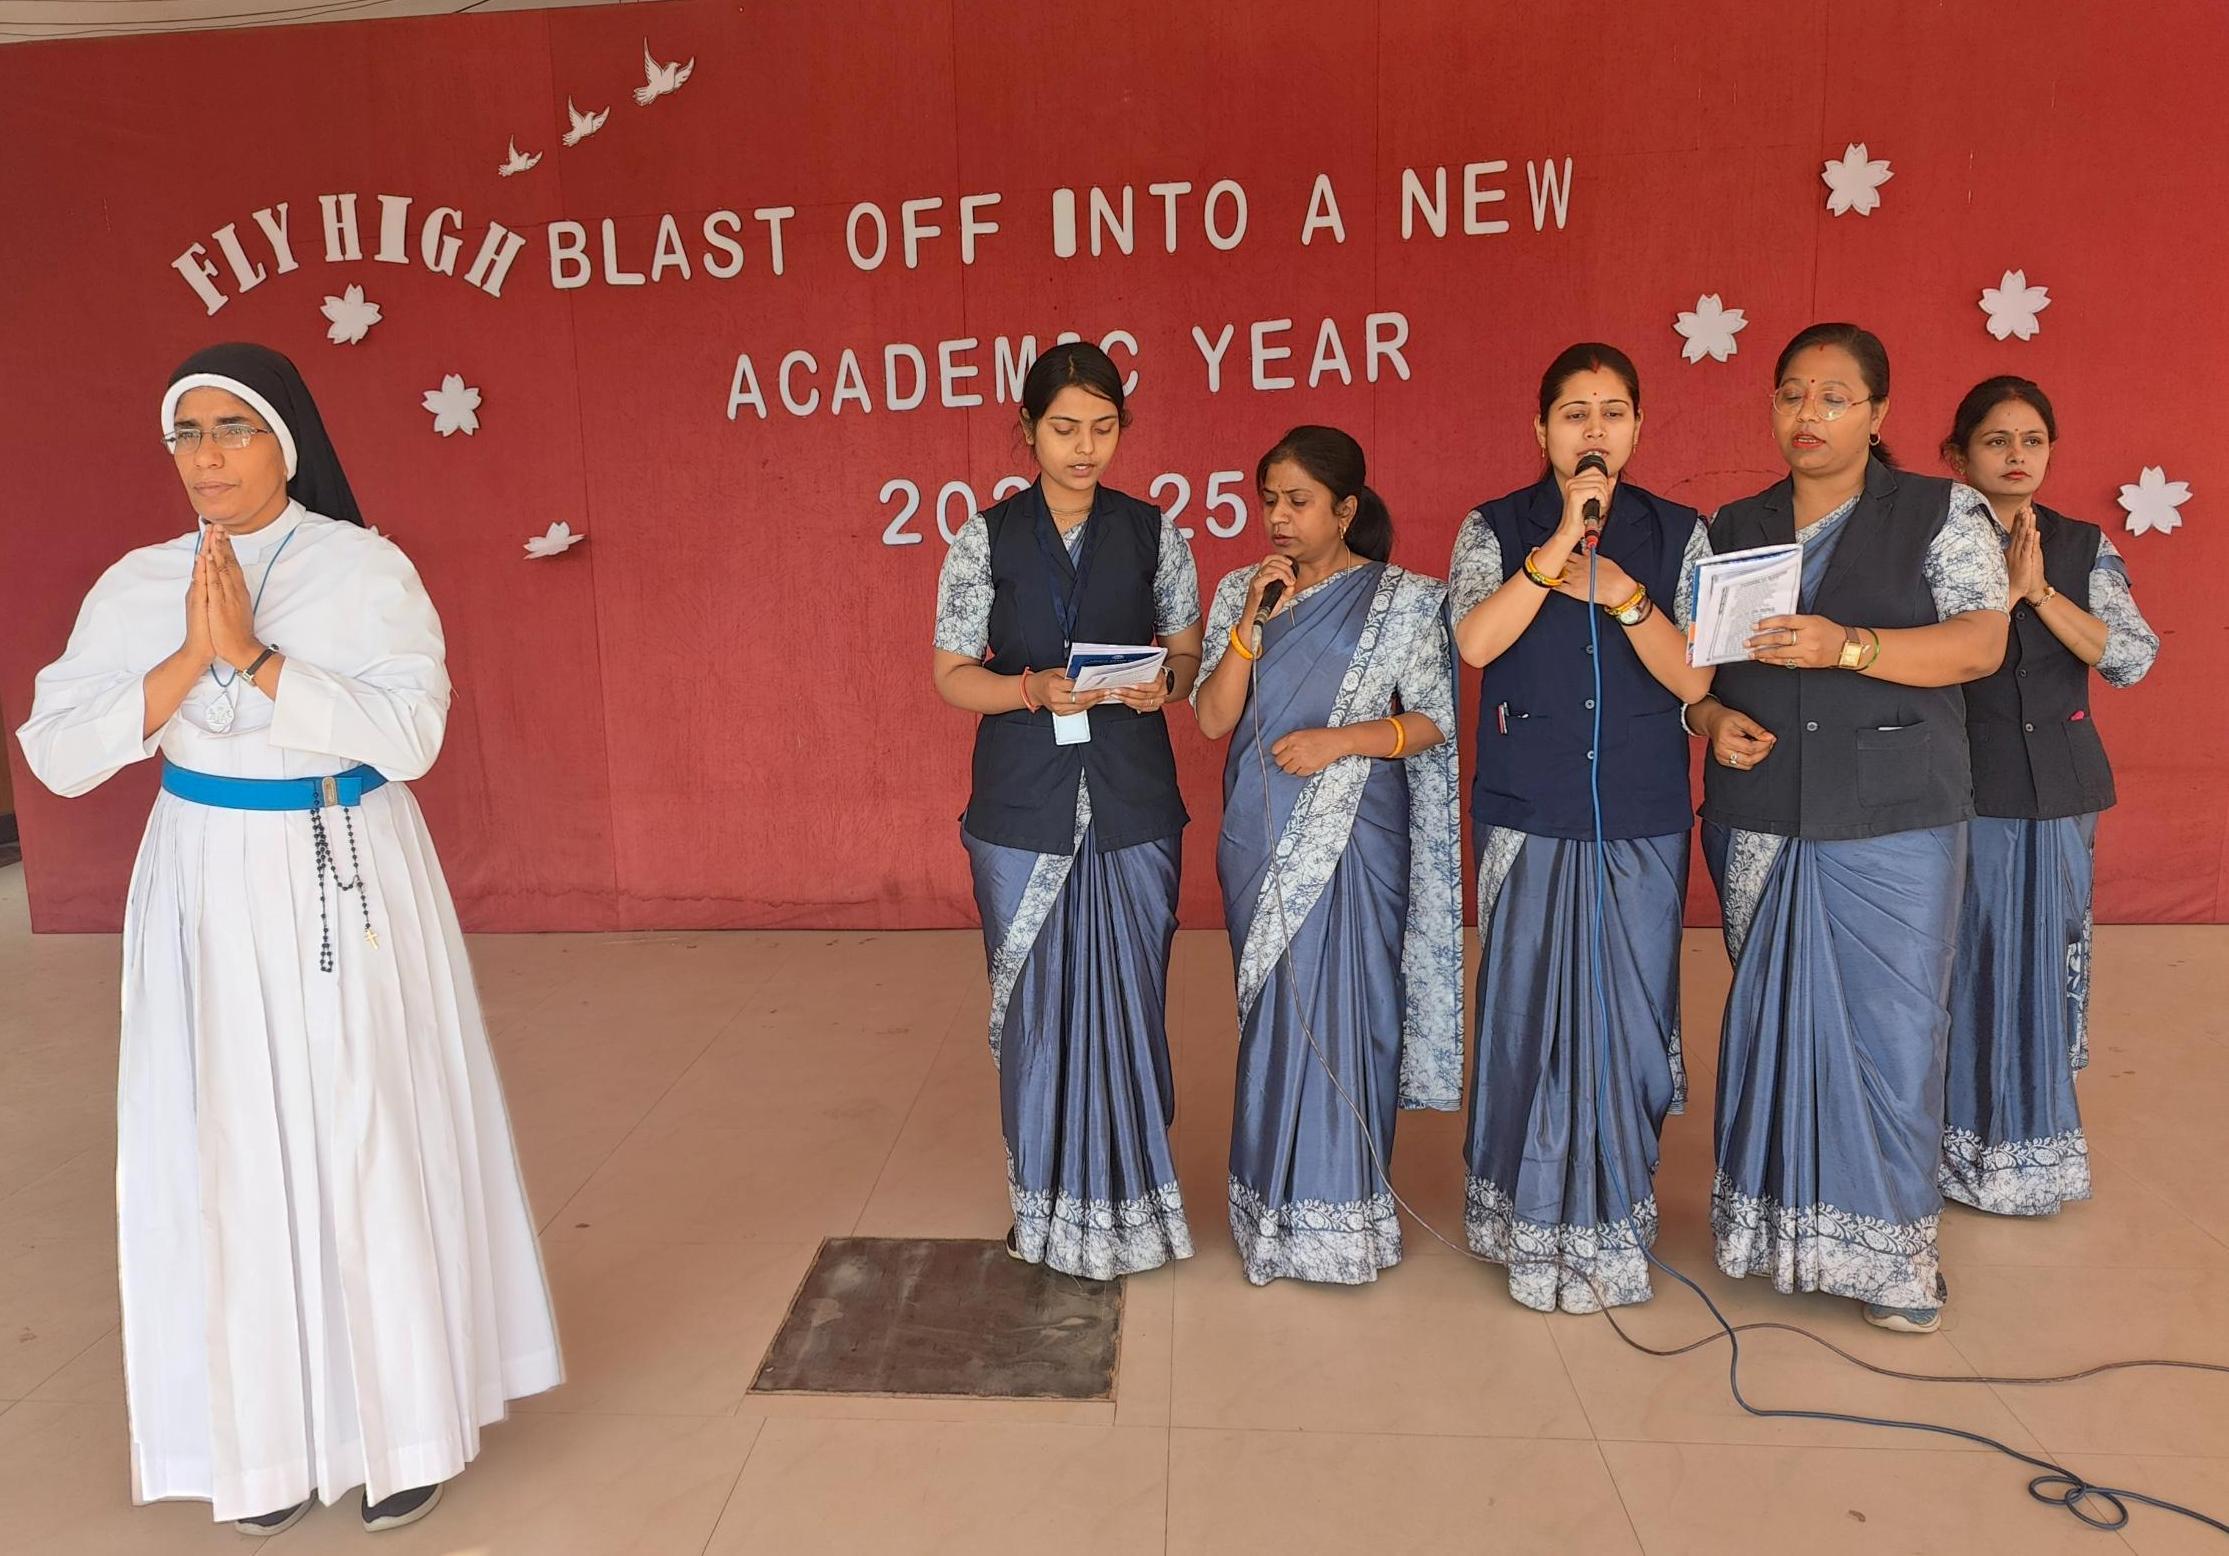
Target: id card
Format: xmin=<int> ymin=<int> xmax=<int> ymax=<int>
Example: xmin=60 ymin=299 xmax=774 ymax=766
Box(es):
xmin=1052 ymin=710 xmax=1093 ymax=746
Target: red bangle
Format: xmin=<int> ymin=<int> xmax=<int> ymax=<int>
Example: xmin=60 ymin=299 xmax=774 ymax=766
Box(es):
xmin=1019 ymin=668 xmax=1039 ymax=713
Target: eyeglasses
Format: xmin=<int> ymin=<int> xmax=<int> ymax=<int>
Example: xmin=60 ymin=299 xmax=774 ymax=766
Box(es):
xmin=164 ymin=425 xmax=273 ymax=454
xmin=1770 ymin=387 xmax=1874 ymax=422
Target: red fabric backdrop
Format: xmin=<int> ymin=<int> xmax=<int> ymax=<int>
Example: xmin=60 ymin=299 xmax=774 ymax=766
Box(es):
xmin=2 ymin=0 xmax=2223 ymax=932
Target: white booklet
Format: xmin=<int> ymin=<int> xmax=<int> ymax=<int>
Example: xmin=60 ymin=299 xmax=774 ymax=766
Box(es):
xmin=1065 ymin=642 xmax=1167 ymax=693
xmin=1686 ymin=544 xmax=1803 ymax=667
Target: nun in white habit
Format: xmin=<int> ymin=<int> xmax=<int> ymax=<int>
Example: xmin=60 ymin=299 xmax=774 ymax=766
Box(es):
xmin=15 ymin=343 xmax=561 ymax=1535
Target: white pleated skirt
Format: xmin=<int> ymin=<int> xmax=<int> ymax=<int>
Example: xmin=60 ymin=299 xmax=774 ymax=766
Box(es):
xmin=117 ymin=783 xmax=561 ymax=1521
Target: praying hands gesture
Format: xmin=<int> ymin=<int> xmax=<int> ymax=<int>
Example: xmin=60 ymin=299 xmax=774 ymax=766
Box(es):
xmin=147 ymin=528 xmax=267 ymax=737
xmin=195 ymin=528 xmax=265 ymax=671
xmin=2006 ymin=503 xmax=2047 ymax=606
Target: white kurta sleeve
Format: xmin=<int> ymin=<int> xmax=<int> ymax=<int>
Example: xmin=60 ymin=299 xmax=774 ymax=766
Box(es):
xmin=932 ymin=515 xmax=994 ymax=656
xmin=265 ymin=543 xmax=452 ymax=781
xmin=1190 ymin=565 xmax=1257 ymax=705
xmin=2090 ymin=537 xmax=2160 ymax=690
xmin=1446 ymin=509 xmax=1504 ymax=622
xmin=1153 ymin=515 xmax=1202 ymax=635
xmin=15 ymin=566 xmax=165 ymax=798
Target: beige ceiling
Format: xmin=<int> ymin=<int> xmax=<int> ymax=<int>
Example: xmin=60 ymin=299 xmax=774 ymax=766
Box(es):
xmin=0 ymin=0 xmax=638 ymax=47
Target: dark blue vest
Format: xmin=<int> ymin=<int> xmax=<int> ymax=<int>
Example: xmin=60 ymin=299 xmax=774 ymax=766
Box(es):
xmin=961 ymin=483 xmax=1189 ymax=855
xmin=1469 ymin=476 xmax=1700 ymax=840
xmin=1702 ymin=461 xmax=1977 ymax=841
xmin=1965 ymin=504 xmax=2116 ymax=820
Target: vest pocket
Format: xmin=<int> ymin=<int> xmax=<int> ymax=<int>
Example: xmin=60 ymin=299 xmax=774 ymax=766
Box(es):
xmin=1476 ymin=708 xmax=1544 ymax=802
xmin=1854 ymin=720 xmax=1932 ymax=808
xmin=2060 ymin=715 xmax=2112 ymax=804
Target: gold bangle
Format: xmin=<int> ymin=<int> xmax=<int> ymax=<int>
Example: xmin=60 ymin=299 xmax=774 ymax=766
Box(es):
xmin=1386 ymin=715 xmax=1407 ymax=758
xmin=1227 ymin=623 xmax=1260 ymax=662
xmin=1858 ymin=628 xmax=1883 ymax=672
xmin=1605 ymin=583 xmax=1649 ymax=621
xmin=1521 ymin=550 xmax=1559 ymax=589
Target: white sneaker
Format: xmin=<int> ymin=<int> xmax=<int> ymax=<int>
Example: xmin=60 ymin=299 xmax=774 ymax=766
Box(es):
xmin=1862 ymin=1272 xmax=1948 ymax=1334
xmin=1862 ymin=1301 xmax=1942 ymax=1334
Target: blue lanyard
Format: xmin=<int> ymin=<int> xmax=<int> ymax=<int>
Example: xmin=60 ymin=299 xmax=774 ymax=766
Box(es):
xmin=1032 ymin=491 xmax=1102 ymax=651
xmin=200 ymin=519 xmax=299 ymax=688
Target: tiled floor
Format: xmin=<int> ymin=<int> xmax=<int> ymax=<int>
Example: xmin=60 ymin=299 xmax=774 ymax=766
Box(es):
xmin=1 ymin=860 xmax=2225 ymax=1554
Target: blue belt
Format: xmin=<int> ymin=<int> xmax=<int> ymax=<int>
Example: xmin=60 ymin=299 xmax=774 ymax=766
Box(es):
xmin=160 ymin=759 xmax=388 ymax=812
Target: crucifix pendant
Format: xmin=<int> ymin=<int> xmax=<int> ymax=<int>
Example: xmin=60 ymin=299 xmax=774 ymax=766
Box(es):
xmin=364 ymin=926 xmax=380 ymax=949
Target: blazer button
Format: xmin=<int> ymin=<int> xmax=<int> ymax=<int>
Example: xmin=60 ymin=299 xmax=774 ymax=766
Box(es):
xmin=1584 ymin=699 xmax=1595 ymax=710
xmin=2024 ymin=722 xmax=2036 ymax=732
xmin=1805 ymin=721 xmax=1819 ymax=732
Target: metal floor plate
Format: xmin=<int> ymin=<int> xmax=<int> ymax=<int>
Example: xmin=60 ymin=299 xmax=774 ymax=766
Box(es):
xmin=751 ymin=1237 xmax=1124 ymax=1402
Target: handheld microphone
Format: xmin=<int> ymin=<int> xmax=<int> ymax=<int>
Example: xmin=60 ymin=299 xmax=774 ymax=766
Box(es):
xmin=1575 ymin=451 xmax=1609 ymax=550
xmin=1257 ymin=577 xmax=1287 ymax=621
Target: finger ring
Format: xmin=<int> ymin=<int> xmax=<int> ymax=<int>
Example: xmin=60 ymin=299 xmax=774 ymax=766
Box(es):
xmin=1784 ymin=629 xmax=1798 ymax=645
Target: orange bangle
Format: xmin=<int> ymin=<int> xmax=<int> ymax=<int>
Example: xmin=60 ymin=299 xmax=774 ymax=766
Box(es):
xmin=1386 ymin=715 xmax=1407 ymax=758
xmin=1606 ymin=583 xmax=1649 ymax=619
xmin=1019 ymin=669 xmax=1039 ymax=712
xmin=1227 ymin=624 xmax=1260 ymax=662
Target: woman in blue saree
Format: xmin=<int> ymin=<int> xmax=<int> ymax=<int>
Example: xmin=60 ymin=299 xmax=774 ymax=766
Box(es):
xmin=1450 ymin=343 xmax=1713 ymax=1313
xmin=1684 ymin=323 xmax=2010 ymax=1333
xmin=1192 ymin=426 xmax=1463 ymax=1285
xmin=931 ymin=343 xmax=1203 ymax=1279
xmin=1936 ymin=376 xmax=2158 ymax=1215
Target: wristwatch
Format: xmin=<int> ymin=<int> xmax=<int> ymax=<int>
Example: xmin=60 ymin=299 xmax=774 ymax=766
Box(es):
xmin=1836 ymin=628 xmax=1867 ymax=670
xmin=1609 ymin=589 xmax=1652 ymax=628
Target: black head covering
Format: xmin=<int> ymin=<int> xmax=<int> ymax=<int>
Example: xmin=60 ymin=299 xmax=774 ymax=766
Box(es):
xmin=161 ymin=342 xmax=364 ymax=526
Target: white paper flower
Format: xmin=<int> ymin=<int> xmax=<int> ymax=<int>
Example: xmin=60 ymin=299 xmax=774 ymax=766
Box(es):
xmin=1981 ymin=269 xmax=2051 ymax=341
xmin=498 ymin=138 xmax=542 ymax=178
xmin=1822 ymin=142 xmax=1892 ymax=216
xmin=422 ymin=375 xmax=482 ymax=437
xmin=1674 ymin=294 xmax=1748 ymax=363
xmin=525 ymin=521 xmax=585 ymax=558
xmin=2118 ymin=466 xmax=2192 ymax=538
xmin=320 ymin=284 xmax=382 ymax=345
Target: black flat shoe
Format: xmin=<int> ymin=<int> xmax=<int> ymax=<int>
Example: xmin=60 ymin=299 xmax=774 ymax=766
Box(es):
xmin=362 ymin=1481 xmax=443 ymax=1532
xmin=233 ymin=1498 xmax=312 ymax=1536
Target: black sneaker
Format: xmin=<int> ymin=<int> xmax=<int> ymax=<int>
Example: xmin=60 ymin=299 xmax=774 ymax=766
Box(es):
xmin=362 ymin=1482 xmax=443 ymax=1532
xmin=232 ymin=1498 xmax=312 ymax=1536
